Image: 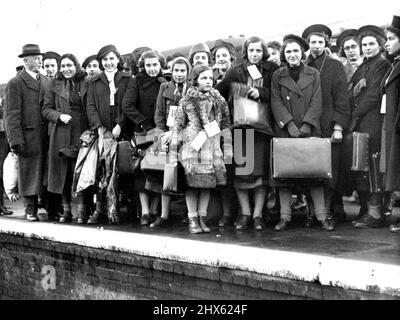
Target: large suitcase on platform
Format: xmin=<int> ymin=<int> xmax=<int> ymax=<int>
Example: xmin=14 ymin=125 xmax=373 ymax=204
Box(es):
xmin=271 ymin=138 xmax=332 ymax=179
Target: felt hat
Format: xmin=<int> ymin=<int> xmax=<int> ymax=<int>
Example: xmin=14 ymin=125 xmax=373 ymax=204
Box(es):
xmin=211 ymin=39 xmax=236 ymax=58
xmin=97 ymin=44 xmax=119 ymax=61
xmin=283 ymin=34 xmax=309 ymax=51
xmin=387 ymin=15 xmax=400 ymax=38
xmin=43 ymin=51 xmax=61 ymax=62
xmin=82 ymin=54 xmax=98 ymax=69
xmin=302 ymin=24 xmax=332 ymax=40
xmin=190 ymin=64 xmax=211 ymax=81
xmin=358 ymin=25 xmax=386 ymax=41
xmin=189 ymin=43 xmax=211 ymax=64
xmin=18 ymin=44 xmax=42 ymax=58
xmin=336 ymin=29 xmax=358 ymax=48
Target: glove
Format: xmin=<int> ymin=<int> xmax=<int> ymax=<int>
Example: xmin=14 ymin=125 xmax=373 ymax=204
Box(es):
xmin=287 ymin=121 xmax=300 ymax=138
xmin=12 ymin=143 xmax=25 ymax=155
xmin=331 ymin=129 xmax=343 ymax=143
xmin=299 ymin=123 xmax=312 ymax=138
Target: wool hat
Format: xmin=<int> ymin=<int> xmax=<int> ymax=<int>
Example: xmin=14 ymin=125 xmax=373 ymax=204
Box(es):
xmin=43 ymin=51 xmax=60 ymax=62
xmin=171 ymin=56 xmax=192 ymax=75
xmin=188 ymin=43 xmax=211 ymax=64
xmin=302 ymin=24 xmax=332 ymax=40
xmin=190 ymin=64 xmax=212 ymax=81
xmin=358 ymin=25 xmax=386 ymax=42
xmin=336 ymin=29 xmax=358 ymax=48
xmin=18 ymin=44 xmax=42 ymax=58
xmin=82 ymin=54 xmax=98 ymax=69
xmin=97 ymin=44 xmax=119 ymax=61
xmin=387 ymin=15 xmax=400 ymax=38
xmin=283 ymin=34 xmax=309 ymax=51
xmin=211 ymin=39 xmax=236 ymax=59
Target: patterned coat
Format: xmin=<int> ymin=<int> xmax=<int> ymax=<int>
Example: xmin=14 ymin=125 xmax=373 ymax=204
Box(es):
xmin=171 ymin=87 xmax=232 ymax=188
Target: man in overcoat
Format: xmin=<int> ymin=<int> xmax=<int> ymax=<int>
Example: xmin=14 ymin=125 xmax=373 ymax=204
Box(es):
xmin=4 ymin=44 xmax=49 ymax=221
xmin=302 ymin=24 xmax=351 ymax=223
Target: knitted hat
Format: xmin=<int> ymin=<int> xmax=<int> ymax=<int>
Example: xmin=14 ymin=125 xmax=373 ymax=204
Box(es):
xmin=171 ymin=56 xmax=192 ymax=75
xmin=302 ymin=24 xmax=332 ymax=40
xmin=283 ymin=34 xmax=309 ymax=51
xmin=43 ymin=51 xmax=60 ymax=62
xmin=97 ymin=44 xmax=120 ymax=61
xmin=190 ymin=64 xmax=211 ymax=81
xmin=82 ymin=54 xmax=98 ymax=69
xmin=188 ymin=43 xmax=211 ymax=64
xmin=387 ymin=15 xmax=400 ymax=38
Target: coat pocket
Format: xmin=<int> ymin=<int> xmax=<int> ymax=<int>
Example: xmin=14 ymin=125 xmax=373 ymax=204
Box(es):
xmin=22 ymin=127 xmax=41 ymax=155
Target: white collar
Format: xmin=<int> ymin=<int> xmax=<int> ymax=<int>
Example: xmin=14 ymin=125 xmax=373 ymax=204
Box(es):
xmin=26 ymin=69 xmax=38 ymax=80
xmin=104 ymin=69 xmax=118 ymax=81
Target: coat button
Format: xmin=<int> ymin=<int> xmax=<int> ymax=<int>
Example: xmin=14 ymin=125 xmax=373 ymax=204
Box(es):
xmin=286 ymin=96 xmax=290 ymax=100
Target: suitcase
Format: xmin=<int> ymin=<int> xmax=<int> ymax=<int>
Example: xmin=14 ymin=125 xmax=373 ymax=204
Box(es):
xmin=271 ymin=138 xmax=332 ymax=179
xmin=351 ymin=132 xmax=369 ymax=171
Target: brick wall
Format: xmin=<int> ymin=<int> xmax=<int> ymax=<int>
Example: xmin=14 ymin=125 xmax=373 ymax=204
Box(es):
xmin=0 ymin=233 xmax=397 ymax=300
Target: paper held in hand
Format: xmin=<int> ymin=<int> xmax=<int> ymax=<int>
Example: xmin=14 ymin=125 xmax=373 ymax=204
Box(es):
xmin=191 ymin=130 xmax=207 ymax=151
xmin=247 ymin=65 xmax=262 ymax=80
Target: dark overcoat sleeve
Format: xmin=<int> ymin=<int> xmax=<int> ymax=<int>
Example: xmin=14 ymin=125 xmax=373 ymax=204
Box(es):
xmin=42 ymin=83 xmax=62 ymax=123
xmin=4 ymin=77 xmax=24 ymax=147
xmin=154 ymin=82 xmax=167 ymax=131
xmin=122 ymin=77 xmax=147 ymax=126
xmin=86 ymin=81 xmax=102 ymax=130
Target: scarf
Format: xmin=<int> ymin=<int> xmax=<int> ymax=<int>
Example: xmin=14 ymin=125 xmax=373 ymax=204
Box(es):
xmin=105 ymin=69 xmax=118 ymax=105
xmin=288 ymin=63 xmax=304 ymax=83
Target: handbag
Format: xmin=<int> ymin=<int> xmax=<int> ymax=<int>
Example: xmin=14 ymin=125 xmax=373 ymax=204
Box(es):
xmin=163 ymin=163 xmax=185 ymax=194
xmin=271 ymin=137 xmax=332 ymax=179
xmin=140 ymin=148 xmax=169 ymax=173
xmin=231 ymin=82 xmax=274 ymax=135
xmin=116 ymin=140 xmax=142 ymax=175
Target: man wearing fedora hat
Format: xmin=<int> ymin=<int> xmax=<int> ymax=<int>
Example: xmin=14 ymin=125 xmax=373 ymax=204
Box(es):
xmin=302 ymin=24 xmax=351 ymax=225
xmin=4 ymin=44 xmax=50 ymax=222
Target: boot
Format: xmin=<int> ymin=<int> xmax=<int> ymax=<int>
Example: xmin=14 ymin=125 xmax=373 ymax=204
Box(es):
xmin=88 ymin=192 xmax=105 ymax=224
xmin=198 ymin=216 xmax=210 ymax=233
xmin=0 ymin=196 xmax=13 ymax=215
xmin=77 ymin=204 xmax=87 ymax=224
xmin=188 ymin=217 xmax=203 ymax=234
xmin=25 ymin=196 xmax=39 ymax=222
xmin=59 ymin=203 xmax=72 ymax=223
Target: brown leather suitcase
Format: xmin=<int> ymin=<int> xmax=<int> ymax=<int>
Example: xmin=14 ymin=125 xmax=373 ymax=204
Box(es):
xmin=271 ymin=138 xmax=332 ymax=179
xmin=351 ymin=132 xmax=369 ymax=172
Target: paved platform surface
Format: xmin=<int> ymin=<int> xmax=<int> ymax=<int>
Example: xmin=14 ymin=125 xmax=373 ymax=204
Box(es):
xmin=1 ymin=196 xmax=400 ymax=297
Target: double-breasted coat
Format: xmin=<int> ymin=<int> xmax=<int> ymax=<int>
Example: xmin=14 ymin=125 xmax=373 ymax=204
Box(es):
xmin=4 ymin=70 xmax=49 ymax=196
xmin=86 ymin=71 xmax=132 ymax=139
xmin=381 ymin=58 xmax=400 ymax=191
xmin=305 ymin=52 xmax=350 ymax=189
xmin=41 ymin=78 xmax=89 ymax=194
xmin=348 ymin=54 xmax=391 ymax=191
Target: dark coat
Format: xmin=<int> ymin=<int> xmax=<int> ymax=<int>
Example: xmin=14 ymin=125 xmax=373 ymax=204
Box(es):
xmin=86 ymin=71 xmax=132 ymax=139
xmin=41 ymin=78 xmax=89 ymax=194
xmin=154 ymin=81 xmax=189 ymax=131
xmin=349 ymin=54 xmax=391 ymax=154
xmin=122 ymin=72 xmax=167 ymax=133
xmin=271 ymin=64 xmax=322 ymax=137
xmin=4 ymin=70 xmax=49 ymax=196
xmin=381 ymin=59 xmax=400 ymax=191
xmin=305 ymin=52 xmax=350 ymax=137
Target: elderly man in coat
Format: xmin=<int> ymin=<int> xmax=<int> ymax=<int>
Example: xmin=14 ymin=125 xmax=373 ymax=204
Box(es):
xmin=4 ymin=44 xmax=49 ymax=221
xmin=302 ymin=24 xmax=351 ymax=224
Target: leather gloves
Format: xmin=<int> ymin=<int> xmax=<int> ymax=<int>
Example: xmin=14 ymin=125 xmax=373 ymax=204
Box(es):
xmin=287 ymin=121 xmax=300 ymax=138
xmin=299 ymin=123 xmax=312 ymax=138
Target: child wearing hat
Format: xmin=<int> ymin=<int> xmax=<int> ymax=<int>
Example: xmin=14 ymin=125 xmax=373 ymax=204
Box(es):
xmin=170 ymin=64 xmax=232 ymax=234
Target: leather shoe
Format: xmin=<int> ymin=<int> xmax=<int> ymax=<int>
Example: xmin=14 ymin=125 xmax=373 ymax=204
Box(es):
xmin=87 ymin=211 xmax=103 ymax=224
xmin=353 ymin=214 xmax=385 ymax=228
xmin=389 ymin=222 xmax=400 ymax=232
xmin=198 ymin=216 xmax=210 ymax=233
xmin=235 ymin=215 xmax=251 ymax=231
xmin=59 ymin=211 xmax=72 ymax=223
xmin=304 ymin=214 xmax=316 ymax=228
xmin=274 ymin=219 xmax=290 ymax=231
xmin=0 ymin=203 xmax=13 ymax=215
xmin=27 ymin=214 xmax=39 ymax=222
xmin=321 ymin=216 xmax=335 ymax=231
xmin=253 ymin=217 xmax=265 ymax=231
xmin=218 ymin=216 xmax=232 ymax=227
xmin=150 ymin=217 xmax=169 ymax=228
xmin=140 ymin=214 xmax=151 ymax=226
xmin=188 ymin=217 xmax=203 ymax=234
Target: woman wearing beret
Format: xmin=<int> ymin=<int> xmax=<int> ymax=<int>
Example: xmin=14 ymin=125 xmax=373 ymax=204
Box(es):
xmin=149 ymin=56 xmax=191 ymax=228
xmin=82 ymin=54 xmax=101 ymax=80
xmin=271 ymin=35 xmax=334 ymax=231
xmin=216 ymin=36 xmax=278 ymax=231
xmin=381 ymin=16 xmax=400 ymax=232
xmin=86 ymin=44 xmax=132 ymax=224
xmin=348 ymin=26 xmax=391 ymax=228
xmin=170 ymin=64 xmax=232 ymax=234
xmin=211 ymin=40 xmax=236 ymax=84
xmin=122 ymin=50 xmax=167 ymax=226
xmin=337 ymin=29 xmax=364 ymax=82
xmin=42 ymin=54 xmax=90 ymax=223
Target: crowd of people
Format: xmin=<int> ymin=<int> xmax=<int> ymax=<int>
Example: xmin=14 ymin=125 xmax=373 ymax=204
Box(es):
xmin=1 ymin=15 xmax=400 ymax=235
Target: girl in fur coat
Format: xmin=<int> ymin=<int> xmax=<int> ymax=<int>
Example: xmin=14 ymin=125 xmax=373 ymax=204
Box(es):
xmin=171 ymin=65 xmax=232 ymax=234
